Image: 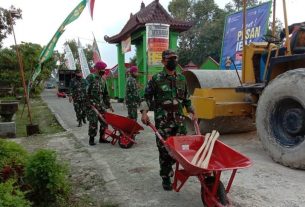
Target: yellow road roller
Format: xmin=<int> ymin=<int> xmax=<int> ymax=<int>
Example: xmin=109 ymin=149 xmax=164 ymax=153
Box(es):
xmin=184 ymin=0 xmax=305 ymax=169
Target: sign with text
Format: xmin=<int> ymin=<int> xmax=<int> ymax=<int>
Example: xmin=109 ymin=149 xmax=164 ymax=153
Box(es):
xmin=121 ymin=36 xmax=131 ymax=54
xmin=146 ymin=23 xmax=169 ymax=66
xmin=220 ymin=1 xmax=271 ymax=70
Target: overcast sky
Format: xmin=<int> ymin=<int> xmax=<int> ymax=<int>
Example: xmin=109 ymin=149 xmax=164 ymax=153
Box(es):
xmin=1 ymin=0 xmax=304 ymax=67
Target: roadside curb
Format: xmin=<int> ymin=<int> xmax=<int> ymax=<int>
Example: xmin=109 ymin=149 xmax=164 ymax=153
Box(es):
xmin=48 ymin=106 xmax=71 ymax=132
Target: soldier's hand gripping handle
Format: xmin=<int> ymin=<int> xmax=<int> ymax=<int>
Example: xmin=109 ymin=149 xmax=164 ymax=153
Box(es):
xmin=109 ymin=106 xmax=114 ymax=112
xmin=141 ymin=110 xmax=150 ymax=125
xmin=189 ymin=112 xmax=197 ymax=121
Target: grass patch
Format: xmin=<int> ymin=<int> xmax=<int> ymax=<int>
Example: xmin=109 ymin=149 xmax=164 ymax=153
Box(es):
xmin=9 ymin=97 xmax=64 ymax=137
xmin=0 ymin=96 xmax=17 ymax=101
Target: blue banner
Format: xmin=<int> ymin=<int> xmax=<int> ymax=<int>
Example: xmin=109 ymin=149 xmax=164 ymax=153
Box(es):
xmin=220 ymin=2 xmax=272 ymax=70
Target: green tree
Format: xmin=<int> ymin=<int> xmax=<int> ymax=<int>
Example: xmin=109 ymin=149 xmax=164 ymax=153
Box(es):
xmin=0 ymin=6 xmax=22 ymax=48
xmin=227 ymin=0 xmax=260 ymax=11
xmin=169 ymin=0 xmax=227 ymax=66
xmin=83 ymin=43 xmax=94 ymax=68
xmin=0 ymin=42 xmax=56 ymax=94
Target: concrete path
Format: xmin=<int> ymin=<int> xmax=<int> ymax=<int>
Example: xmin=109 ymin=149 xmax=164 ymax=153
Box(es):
xmin=42 ymin=89 xmax=305 ymax=207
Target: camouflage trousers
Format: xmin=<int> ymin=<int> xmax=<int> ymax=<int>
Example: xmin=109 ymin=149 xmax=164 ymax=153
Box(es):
xmin=73 ymin=100 xmax=87 ymax=122
xmin=87 ymin=106 xmax=107 ymax=138
xmin=156 ymin=119 xmax=187 ymax=178
xmin=127 ymin=107 xmax=138 ymax=120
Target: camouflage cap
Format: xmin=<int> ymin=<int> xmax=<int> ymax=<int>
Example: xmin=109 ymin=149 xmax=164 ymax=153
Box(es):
xmin=162 ymin=49 xmax=178 ymax=59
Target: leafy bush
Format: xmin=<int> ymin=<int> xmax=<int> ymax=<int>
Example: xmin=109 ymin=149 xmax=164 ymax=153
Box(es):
xmin=0 ymin=139 xmax=28 ymax=182
xmin=0 ymin=179 xmax=31 ymax=207
xmin=30 ymin=85 xmax=43 ymax=97
xmin=14 ymin=87 xmax=24 ymax=97
xmin=25 ymin=149 xmax=70 ymax=206
xmin=0 ymin=139 xmax=29 ymax=168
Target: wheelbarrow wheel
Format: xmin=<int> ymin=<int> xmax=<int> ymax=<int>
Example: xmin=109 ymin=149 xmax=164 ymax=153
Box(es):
xmin=118 ymin=134 xmax=135 ymax=149
xmin=201 ymin=176 xmax=227 ymax=206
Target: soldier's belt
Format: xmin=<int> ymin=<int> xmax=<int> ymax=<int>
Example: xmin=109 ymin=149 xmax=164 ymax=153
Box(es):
xmin=161 ymin=102 xmax=179 ymax=112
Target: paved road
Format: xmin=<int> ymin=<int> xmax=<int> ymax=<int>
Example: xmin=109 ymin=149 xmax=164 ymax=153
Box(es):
xmin=42 ymin=89 xmax=305 ymax=207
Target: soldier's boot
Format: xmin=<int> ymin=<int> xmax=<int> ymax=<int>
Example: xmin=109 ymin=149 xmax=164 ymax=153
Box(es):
xmin=89 ymin=136 xmax=96 ymax=146
xmin=99 ymin=134 xmax=110 ymax=143
xmin=162 ymin=177 xmax=172 ymax=191
xmin=83 ymin=117 xmax=87 ymax=124
xmin=78 ymin=120 xmax=82 ymax=127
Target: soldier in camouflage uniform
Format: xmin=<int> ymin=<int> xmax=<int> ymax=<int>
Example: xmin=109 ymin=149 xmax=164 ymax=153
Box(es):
xmin=140 ymin=50 xmax=196 ymax=191
xmin=86 ymin=61 xmax=114 ymax=146
xmin=68 ymin=69 xmax=88 ymax=127
xmin=125 ymin=66 xmax=141 ymax=120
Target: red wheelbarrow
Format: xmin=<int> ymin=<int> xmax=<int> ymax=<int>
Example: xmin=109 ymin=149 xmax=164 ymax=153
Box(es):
xmin=149 ymin=122 xmax=252 ymax=207
xmin=57 ymin=92 xmax=66 ymax=98
xmin=91 ymin=105 xmax=144 ymax=149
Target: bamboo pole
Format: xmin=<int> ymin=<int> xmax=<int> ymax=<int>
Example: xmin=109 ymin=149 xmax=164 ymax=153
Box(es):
xmin=241 ymin=0 xmax=247 ymax=74
xmin=9 ymin=11 xmax=33 ymax=125
xmin=272 ymin=0 xmax=276 ymax=37
xmin=283 ymin=0 xmax=291 ymax=56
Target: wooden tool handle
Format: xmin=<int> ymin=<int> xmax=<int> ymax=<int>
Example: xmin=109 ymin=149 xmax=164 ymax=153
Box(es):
xmin=201 ymin=131 xmax=219 ymax=169
xmin=191 ymin=133 xmax=210 ymax=165
xmin=196 ymin=130 xmax=217 ymax=167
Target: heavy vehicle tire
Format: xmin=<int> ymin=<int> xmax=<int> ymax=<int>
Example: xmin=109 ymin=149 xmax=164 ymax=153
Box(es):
xmin=256 ymin=68 xmax=305 ymax=169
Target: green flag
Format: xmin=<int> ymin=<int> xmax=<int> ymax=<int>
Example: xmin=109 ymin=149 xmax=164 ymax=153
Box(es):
xmin=31 ymin=0 xmax=87 ymax=82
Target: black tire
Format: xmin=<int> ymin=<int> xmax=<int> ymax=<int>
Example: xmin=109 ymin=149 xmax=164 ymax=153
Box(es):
xmin=256 ymin=68 xmax=305 ymax=169
xmin=118 ymin=134 xmax=135 ymax=149
xmin=201 ymin=176 xmax=227 ymax=206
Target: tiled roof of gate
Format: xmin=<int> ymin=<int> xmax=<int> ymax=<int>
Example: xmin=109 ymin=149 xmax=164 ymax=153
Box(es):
xmin=104 ymin=0 xmax=193 ymax=43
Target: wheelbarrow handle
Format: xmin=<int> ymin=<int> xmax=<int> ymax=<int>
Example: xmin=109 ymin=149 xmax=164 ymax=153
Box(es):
xmin=194 ymin=119 xmax=201 ymax=135
xmin=91 ymin=104 xmax=107 ymax=124
xmin=147 ymin=122 xmax=165 ymax=144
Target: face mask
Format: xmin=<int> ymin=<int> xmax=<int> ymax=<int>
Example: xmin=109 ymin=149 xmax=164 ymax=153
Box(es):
xmin=166 ymin=59 xmax=177 ymax=71
xmin=131 ymin=73 xmax=138 ymax=78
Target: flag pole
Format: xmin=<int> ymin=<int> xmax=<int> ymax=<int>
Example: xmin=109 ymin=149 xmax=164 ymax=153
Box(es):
xmin=9 ymin=11 xmax=33 ymax=125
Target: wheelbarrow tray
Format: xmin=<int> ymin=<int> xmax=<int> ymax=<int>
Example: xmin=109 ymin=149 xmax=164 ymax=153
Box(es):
xmin=165 ymin=135 xmax=252 ymax=176
xmin=104 ymin=112 xmax=144 ymax=134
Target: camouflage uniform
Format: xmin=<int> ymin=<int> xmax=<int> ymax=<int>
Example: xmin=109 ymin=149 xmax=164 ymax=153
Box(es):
xmin=125 ymin=75 xmax=140 ymax=120
xmin=86 ymin=73 xmax=111 ymax=139
xmin=140 ymin=69 xmax=194 ymax=178
xmin=69 ymin=76 xmax=88 ymax=124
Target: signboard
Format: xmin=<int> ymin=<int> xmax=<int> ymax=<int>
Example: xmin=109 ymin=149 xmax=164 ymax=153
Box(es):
xmin=146 ymin=23 xmax=169 ymax=66
xmin=121 ymin=36 xmax=131 ymax=54
xmin=220 ymin=1 xmax=272 ymax=70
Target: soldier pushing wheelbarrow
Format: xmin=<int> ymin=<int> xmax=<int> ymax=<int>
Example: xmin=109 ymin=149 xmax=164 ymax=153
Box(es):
xmin=140 ymin=50 xmax=197 ymax=191
xmin=86 ymin=61 xmax=114 ymax=146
